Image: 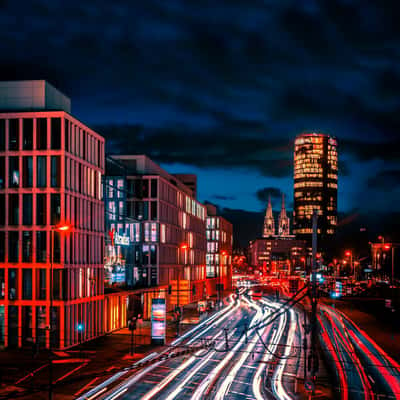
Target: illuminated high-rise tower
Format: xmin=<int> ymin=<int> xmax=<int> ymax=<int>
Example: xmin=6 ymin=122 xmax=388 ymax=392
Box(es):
xmin=293 ymin=132 xmax=338 ymax=240
xmin=278 ymin=194 xmax=290 ymax=236
xmin=262 ymin=195 xmax=275 ymax=237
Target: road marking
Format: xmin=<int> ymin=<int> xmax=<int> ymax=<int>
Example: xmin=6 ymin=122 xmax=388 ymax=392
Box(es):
xmin=16 ymin=363 xmax=49 ymax=384
xmin=242 ymin=365 xmax=257 ymax=370
xmin=53 ymin=362 xmax=88 ymax=384
xmin=74 ymin=376 xmax=101 ymax=397
xmin=230 ymin=390 xmax=252 ymax=397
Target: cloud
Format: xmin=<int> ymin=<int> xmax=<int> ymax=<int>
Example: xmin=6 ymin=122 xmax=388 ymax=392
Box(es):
xmin=98 ymin=124 xmax=292 ymax=178
xmin=0 ymin=0 xmax=399 ymax=213
xmin=211 ymin=194 xmax=236 ymax=201
xmin=367 ymin=170 xmax=400 ymax=190
xmin=255 ymin=187 xmax=282 ymax=204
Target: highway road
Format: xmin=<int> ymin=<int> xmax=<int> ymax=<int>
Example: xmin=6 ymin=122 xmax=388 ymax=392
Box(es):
xmin=83 ymin=291 xmax=303 ymax=400
xmin=319 ymin=304 xmax=400 ymax=400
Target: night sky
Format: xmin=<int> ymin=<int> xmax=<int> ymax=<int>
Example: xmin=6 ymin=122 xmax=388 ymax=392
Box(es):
xmin=1 ymin=0 xmax=400 ymax=237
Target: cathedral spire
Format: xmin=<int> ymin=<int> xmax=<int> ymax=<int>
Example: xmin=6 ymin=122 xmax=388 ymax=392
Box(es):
xmin=278 ymin=193 xmax=290 ymax=236
xmin=262 ymin=195 xmax=275 ymax=237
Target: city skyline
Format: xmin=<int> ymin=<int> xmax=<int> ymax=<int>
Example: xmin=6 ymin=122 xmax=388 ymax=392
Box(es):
xmin=0 ymin=1 xmax=399 ymax=216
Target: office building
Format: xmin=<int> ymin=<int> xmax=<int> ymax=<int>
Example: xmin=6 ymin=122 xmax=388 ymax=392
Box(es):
xmin=205 ymin=204 xmax=233 ymax=297
xmin=293 ymin=132 xmax=338 ymax=240
xmin=0 ymin=81 xmax=105 ymax=348
xmin=106 ymin=155 xmax=207 ymax=318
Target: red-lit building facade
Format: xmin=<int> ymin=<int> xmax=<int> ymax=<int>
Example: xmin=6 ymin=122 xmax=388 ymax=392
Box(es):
xmin=0 ymin=81 xmax=105 ymax=348
xmin=205 ymin=204 xmax=233 ymax=296
xmin=107 ymin=155 xmax=207 ymax=319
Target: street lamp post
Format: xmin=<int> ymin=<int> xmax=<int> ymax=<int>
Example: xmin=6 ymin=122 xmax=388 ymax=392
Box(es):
xmin=345 ymin=251 xmax=353 ymax=280
xmin=176 ymin=243 xmax=188 ymax=337
xmin=48 ymin=223 xmax=72 ymax=400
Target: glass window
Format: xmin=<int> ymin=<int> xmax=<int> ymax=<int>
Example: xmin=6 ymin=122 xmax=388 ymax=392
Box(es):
xmin=0 ymin=232 xmax=4 ymax=262
xmin=8 ymin=269 xmax=18 ymax=300
xmin=108 ymin=201 xmax=116 ymax=221
xmin=8 ymin=119 xmax=19 ymax=150
xmin=151 ymin=223 xmax=157 ymax=242
xmin=117 ymin=179 xmax=124 ymax=198
xmin=8 ymin=231 xmax=19 ymax=262
xmin=151 ymin=179 xmax=157 ymax=198
xmin=107 ymin=179 xmax=114 ymax=198
xmin=53 ymin=269 xmax=61 ymax=300
xmin=0 ymin=194 xmax=4 ymax=226
xmin=37 ymin=156 xmax=47 ymax=187
xmin=0 ymin=157 xmax=4 ymax=189
xmin=23 ymin=119 xmax=33 ymax=150
xmin=23 ymin=156 xmax=33 ymax=187
xmin=51 ymin=156 xmax=61 ymax=187
xmin=150 ymin=245 xmax=157 ymax=264
xmin=142 ymin=179 xmax=149 ymax=198
xmin=22 ymin=231 xmax=32 ymax=262
xmin=9 ymin=156 xmax=19 ymax=187
xmin=36 ymin=306 xmax=46 ymax=347
xmin=36 ymin=269 xmax=46 ymax=300
xmin=23 ymin=194 xmax=32 ymax=225
xmin=51 ymin=118 xmax=61 ymax=149
xmin=36 ymin=231 xmax=47 ymax=263
xmin=0 ymin=119 xmax=5 ymax=150
xmin=0 ymin=269 xmax=4 ymax=299
xmin=53 ymin=231 xmax=60 ymax=263
xmin=9 ymin=194 xmax=19 ymax=225
xmin=151 ymin=201 xmax=157 ymax=220
xmin=51 ymin=194 xmax=60 ymax=225
xmin=22 ymin=269 xmax=32 ymax=299
xmin=36 ymin=194 xmax=47 ymax=225
xmin=118 ymin=201 xmax=124 ymax=220
xmin=21 ymin=306 xmax=32 ymax=345
xmin=65 ymin=119 xmax=69 ymax=151
xmin=36 ymin=118 xmax=47 ymax=149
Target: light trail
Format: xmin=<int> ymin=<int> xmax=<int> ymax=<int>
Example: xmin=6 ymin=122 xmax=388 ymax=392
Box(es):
xmin=272 ymin=308 xmax=296 ymax=400
xmin=80 ymin=296 xmax=236 ymax=400
xmin=323 ymin=305 xmax=400 ymax=398
xmin=317 ymin=313 xmax=349 ymax=400
xmin=191 ymin=296 xmax=263 ymax=400
xmin=164 ymin=330 xmax=237 ymax=400
xmin=137 ymin=300 xmax=242 ymax=400
xmin=252 ymin=300 xmax=286 ymax=400
xmin=214 ymin=299 xmax=265 ymax=400
xmin=322 ymin=308 xmax=373 ymax=400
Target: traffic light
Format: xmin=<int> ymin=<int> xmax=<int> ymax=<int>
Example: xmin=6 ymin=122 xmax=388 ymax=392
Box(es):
xmin=192 ymin=285 xmax=196 ymax=295
xmin=168 ymin=285 xmax=172 ymax=295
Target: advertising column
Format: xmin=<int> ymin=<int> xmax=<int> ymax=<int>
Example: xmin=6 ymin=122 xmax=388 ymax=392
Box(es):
xmin=151 ymin=298 xmax=166 ymax=345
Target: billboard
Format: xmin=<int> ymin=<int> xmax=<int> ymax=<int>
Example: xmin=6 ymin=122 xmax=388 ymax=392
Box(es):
xmin=151 ymin=298 xmax=166 ymax=344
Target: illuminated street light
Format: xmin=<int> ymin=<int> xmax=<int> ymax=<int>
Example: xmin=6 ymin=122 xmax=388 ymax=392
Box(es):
xmin=49 ymin=222 xmax=73 ymax=400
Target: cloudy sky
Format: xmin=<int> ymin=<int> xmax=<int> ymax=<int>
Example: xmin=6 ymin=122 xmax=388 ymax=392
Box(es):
xmin=1 ymin=0 xmax=400 ymax=215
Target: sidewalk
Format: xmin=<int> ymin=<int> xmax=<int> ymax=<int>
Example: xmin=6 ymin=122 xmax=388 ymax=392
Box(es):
xmin=0 ymin=303 xmax=214 ymax=400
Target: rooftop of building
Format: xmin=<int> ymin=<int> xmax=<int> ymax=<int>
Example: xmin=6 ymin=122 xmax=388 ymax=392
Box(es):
xmin=108 ymin=154 xmax=197 ymax=199
xmin=0 ymin=80 xmax=71 ymax=113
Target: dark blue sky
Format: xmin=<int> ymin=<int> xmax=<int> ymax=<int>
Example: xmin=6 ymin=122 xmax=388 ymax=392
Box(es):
xmin=1 ymin=0 xmax=400 ymax=215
